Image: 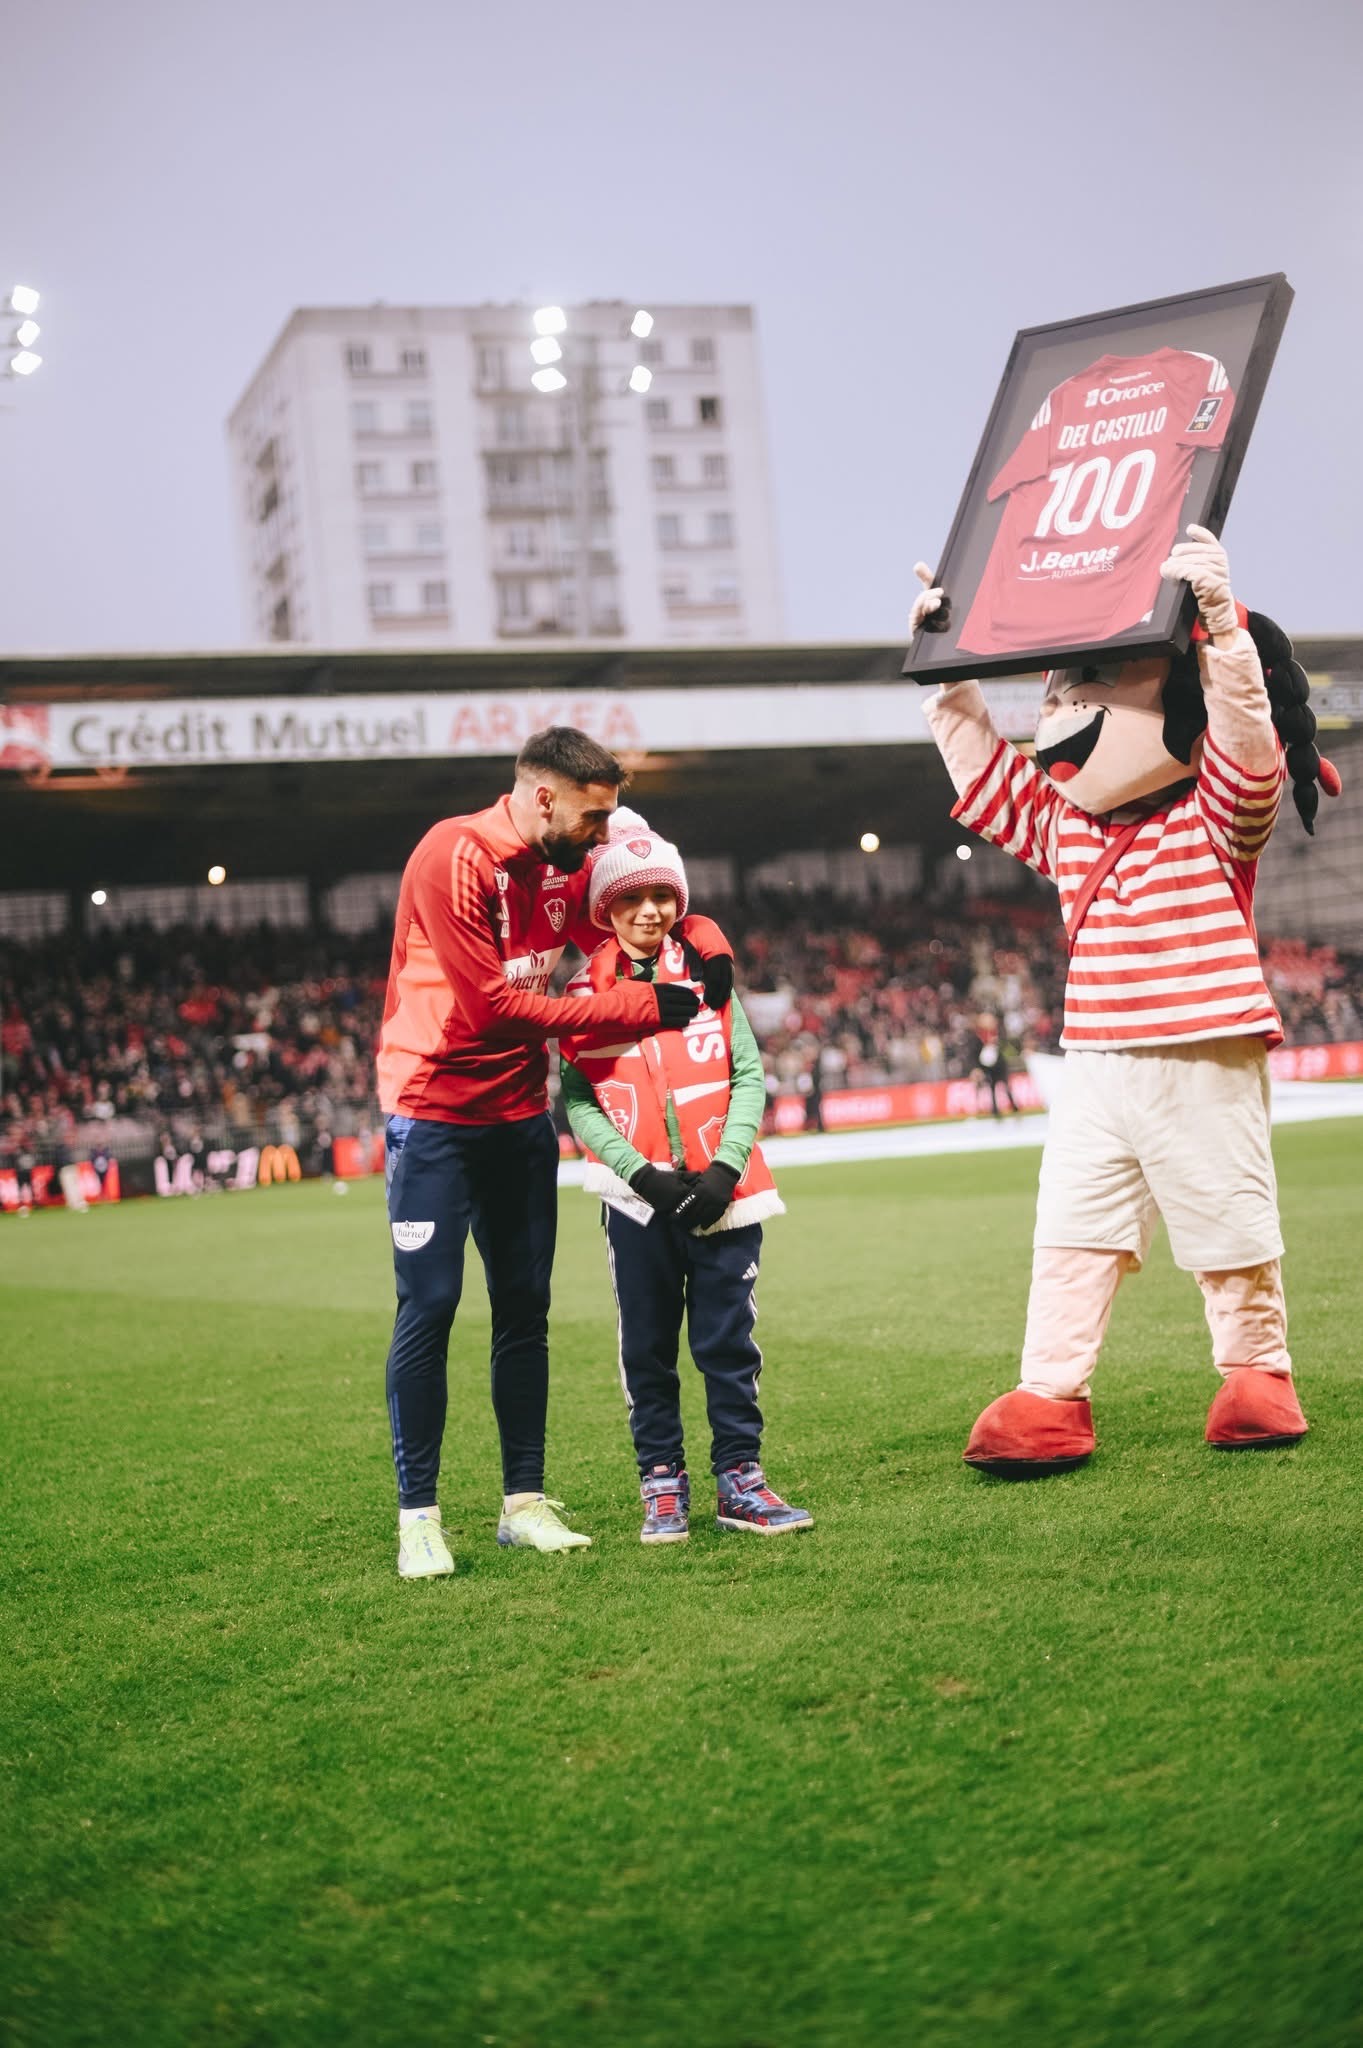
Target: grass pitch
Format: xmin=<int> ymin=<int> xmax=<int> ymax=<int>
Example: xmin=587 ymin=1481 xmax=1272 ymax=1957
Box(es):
xmin=3 ymin=1122 xmax=1362 ymax=2048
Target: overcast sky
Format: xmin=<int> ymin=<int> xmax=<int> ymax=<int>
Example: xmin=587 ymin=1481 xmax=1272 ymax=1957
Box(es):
xmin=4 ymin=0 xmax=1361 ymax=654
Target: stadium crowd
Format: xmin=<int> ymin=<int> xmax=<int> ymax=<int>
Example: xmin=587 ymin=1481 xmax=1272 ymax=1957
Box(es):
xmin=3 ymin=907 xmax=1362 ymax=1166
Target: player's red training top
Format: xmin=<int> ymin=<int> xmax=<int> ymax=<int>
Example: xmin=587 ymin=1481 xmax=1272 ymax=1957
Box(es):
xmin=376 ymin=797 xmax=670 ymax=1125
xmin=958 ymin=347 xmax=1235 ymax=658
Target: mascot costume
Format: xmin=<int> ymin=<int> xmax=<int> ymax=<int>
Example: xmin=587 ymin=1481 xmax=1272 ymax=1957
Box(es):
xmin=911 ymin=526 xmax=1340 ymax=1475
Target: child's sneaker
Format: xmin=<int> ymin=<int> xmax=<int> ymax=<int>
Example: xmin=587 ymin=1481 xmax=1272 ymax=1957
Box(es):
xmin=715 ymin=1462 xmax=813 ymax=1535
xmin=640 ymin=1464 xmax=690 ymax=1544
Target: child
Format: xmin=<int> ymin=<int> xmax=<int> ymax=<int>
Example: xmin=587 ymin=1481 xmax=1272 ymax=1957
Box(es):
xmin=558 ymin=829 xmax=812 ymax=1543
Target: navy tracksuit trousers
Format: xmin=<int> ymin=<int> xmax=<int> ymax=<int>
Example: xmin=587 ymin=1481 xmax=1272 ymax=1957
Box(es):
xmin=384 ymin=1111 xmax=559 ymax=1508
xmin=603 ymin=1207 xmax=764 ymax=1476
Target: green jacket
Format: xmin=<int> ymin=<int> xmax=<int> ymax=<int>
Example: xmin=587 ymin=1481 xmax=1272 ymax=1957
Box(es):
xmin=559 ymin=953 xmax=766 ymax=1182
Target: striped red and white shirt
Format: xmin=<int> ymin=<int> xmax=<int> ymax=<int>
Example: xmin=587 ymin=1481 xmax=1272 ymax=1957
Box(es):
xmin=953 ymin=732 xmax=1285 ymax=1049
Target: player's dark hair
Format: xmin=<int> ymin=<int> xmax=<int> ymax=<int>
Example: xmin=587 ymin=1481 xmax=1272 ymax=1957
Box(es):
xmin=515 ymin=726 xmax=628 ymax=789
xmin=1160 ymin=614 xmax=1337 ymax=834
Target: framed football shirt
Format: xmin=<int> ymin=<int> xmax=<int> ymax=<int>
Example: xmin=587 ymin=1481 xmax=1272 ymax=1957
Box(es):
xmin=904 ymin=275 xmax=1292 ymax=685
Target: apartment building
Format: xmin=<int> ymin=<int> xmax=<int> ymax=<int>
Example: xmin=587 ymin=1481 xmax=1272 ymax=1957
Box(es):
xmin=226 ymin=302 xmax=784 ymax=647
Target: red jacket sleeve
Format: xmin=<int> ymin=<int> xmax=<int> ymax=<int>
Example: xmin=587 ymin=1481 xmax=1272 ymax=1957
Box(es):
xmin=413 ymin=838 xmax=662 ymax=1043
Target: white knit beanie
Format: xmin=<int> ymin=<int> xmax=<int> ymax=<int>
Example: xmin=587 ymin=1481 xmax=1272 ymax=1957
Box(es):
xmin=588 ymin=828 xmax=689 ymax=929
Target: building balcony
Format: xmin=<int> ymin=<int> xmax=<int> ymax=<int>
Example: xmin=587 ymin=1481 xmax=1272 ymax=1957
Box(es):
xmin=485 ymin=489 xmax=574 ymax=516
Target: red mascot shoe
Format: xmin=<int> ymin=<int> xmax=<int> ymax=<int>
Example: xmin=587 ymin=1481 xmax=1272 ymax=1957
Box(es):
xmin=1205 ymin=1367 xmax=1308 ymax=1449
xmin=963 ymin=1390 xmax=1095 ymax=1477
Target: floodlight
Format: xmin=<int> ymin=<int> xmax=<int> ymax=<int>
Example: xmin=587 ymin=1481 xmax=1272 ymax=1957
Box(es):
xmin=207 ymin=864 xmax=227 ymax=886
xmin=630 ymin=310 xmax=654 ymax=338
xmin=90 ymin=889 xmax=108 ymax=907
xmin=530 ymin=336 xmax=562 ymax=366
xmin=533 ymin=305 xmax=566 ymax=336
xmin=14 ymin=320 xmax=39 ymax=349
xmin=859 ymin=832 xmax=880 ymax=853
xmin=955 ymin=844 xmax=972 ymax=861
xmin=9 ymin=285 xmax=39 ymax=317
xmin=531 ymin=367 xmax=567 ymax=394
xmin=9 ymin=351 xmax=41 ymax=376
xmin=628 ymin=364 xmax=652 ymax=394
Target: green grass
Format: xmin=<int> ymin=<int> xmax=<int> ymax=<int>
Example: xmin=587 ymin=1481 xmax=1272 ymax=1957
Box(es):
xmin=3 ymin=1123 xmax=1362 ymax=2048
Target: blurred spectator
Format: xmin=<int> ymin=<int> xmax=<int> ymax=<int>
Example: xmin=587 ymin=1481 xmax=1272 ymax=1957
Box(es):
xmin=3 ymin=908 xmax=1361 ymax=1163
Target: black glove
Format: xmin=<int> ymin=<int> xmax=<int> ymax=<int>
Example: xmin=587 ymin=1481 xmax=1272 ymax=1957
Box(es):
xmin=700 ymin=953 xmax=735 ymax=1010
xmin=654 ymin=984 xmax=701 ymax=1030
xmin=671 ymin=1160 xmax=740 ymax=1232
xmin=628 ymin=1163 xmax=698 ymax=1216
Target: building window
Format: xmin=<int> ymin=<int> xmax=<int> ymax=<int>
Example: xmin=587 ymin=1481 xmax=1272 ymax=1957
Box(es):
xmin=345 ymin=344 xmax=371 ymax=373
xmin=703 ymin=453 xmax=728 ymax=486
xmin=421 ymin=579 xmax=448 ymax=611
xmin=645 ymin=398 xmax=670 ymax=428
xmin=507 ymin=525 xmax=540 ymax=559
xmin=270 ymin=595 xmax=293 ymax=639
xmin=657 ymin=513 xmax=682 ymax=550
xmin=662 ymin=578 xmax=688 ymax=605
xmin=496 ymin=403 xmax=527 ymax=446
xmin=691 ymin=337 xmax=716 ymax=367
xmin=500 ymin=582 xmax=530 ymax=622
xmin=651 ymin=455 xmax=676 ymax=486
xmin=707 ymin=511 xmax=733 ymax=546
xmin=356 ymin=461 xmax=384 ymax=492
xmin=351 ymin=400 xmax=379 ymax=435
xmin=640 ymin=338 xmax=664 ymax=366
xmin=477 ymin=344 xmax=504 ymax=389
xmin=698 ymin=395 xmax=722 ymax=426
xmin=414 ymin=521 xmax=443 ymax=549
xmin=407 ymin=400 xmax=432 ymax=434
xmin=361 ymin=522 xmax=389 ymax=552
xmin=400 ymin=347 xmax=427 ymax=373
xmin=712 ymin=576 xmax=740 ymax=604
xmin=411 ymin=461 xmax=437 ymax=488
xmin=367 ymin=582 xmax=395 ymax=616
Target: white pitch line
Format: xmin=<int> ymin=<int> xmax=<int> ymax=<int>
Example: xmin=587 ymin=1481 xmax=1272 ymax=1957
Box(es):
xmin=556 ymin=1082 xmax=1363 ymax=1184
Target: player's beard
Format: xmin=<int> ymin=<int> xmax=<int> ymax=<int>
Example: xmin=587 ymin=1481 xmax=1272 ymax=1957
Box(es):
xmin=541 ymin=832 xmax=591 ymax=873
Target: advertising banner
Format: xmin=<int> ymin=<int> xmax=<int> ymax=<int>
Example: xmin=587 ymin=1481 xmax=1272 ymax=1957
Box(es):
xmin=0 ymin=680 xmax=1053 ymax=774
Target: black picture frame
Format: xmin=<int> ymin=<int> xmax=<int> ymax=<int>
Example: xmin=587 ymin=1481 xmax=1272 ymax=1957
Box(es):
xmin=903 ymin=273 xmax=1293 ymax=685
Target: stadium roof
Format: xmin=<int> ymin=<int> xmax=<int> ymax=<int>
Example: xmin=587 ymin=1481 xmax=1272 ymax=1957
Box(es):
xmin=4 ymin=640 xmax=1360 ymax=893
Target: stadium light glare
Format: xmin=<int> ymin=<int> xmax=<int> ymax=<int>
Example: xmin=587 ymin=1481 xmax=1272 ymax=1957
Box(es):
xmin=530 ymin=335 xmax=562 ymax=366
xmin=531 ymin=366 xmax=567 ymax=394
xmin=630 ymin=309 xmax=654 ymax=338
xmin=859 ymin=832 xmax=880 ymax=853
xmin=207 ymin=864 xmax=227 ymax=886
xmin=532 ymin=305 xmax=566 ymax=337
xmin=14 ymin=319 xmax=39 ymax=349
xmin=10 ymin=350 xmax=41 ymax=376
xmin=628 ymin=364 xmax=652 ymax=394
xmin=9 ymin=285 xmax=39 ymax=317
xmin=90 ymin=889 xmax=108 ymax=907
xmin=955 ymin=844 xmax=973 ymax=861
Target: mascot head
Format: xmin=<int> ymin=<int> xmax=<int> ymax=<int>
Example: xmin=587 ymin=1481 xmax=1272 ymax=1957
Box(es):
xmin=1032 ymin=610 xmax=1339 ymax=832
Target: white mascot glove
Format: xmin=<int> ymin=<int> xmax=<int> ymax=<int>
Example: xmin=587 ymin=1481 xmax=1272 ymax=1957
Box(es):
xmin=910 ymin=561 xmax=947 ymax=638
xmin=1160 ymin=524 xmax=1239 ymax=639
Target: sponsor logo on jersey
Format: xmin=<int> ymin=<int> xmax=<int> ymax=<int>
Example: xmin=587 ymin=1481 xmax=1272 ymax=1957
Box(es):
xmin=1019 ymin=545 xmax=1120 ymax=577
xmin=543 ymin=897 xmax=567 ymax=934
xmin=503 ymin=947 xmax=559 ymax=995
xmin=541 ymin=868 xmax=567 ymax=889
xmin=392 ymin=1220 xmax=435 ymax=1251
xmin=1085 ymin=380 xmax=1165 ymax=408
xmin=1185 ymin=395 xmax=1223 ymax=434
